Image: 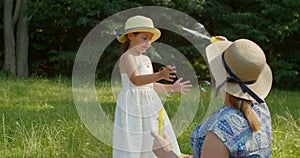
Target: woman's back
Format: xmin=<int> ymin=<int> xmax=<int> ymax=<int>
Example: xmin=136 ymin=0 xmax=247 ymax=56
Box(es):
xmin=190 ymin=103 xmax=272 ymax=158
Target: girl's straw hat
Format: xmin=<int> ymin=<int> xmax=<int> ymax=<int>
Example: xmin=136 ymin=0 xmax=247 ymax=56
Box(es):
xmin=206 ymin=39 xmax=273 ymax=103
xmin=117 ymin=15 xmax=161 ymax=43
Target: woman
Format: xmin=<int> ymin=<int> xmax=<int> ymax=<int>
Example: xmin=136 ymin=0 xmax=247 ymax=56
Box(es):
xmin=151 ymin=38 xmax=273 ymax=158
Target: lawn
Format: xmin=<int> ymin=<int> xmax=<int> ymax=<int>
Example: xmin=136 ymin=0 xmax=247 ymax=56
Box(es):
xmin=0 ymin=77 xmax=299 ymax=157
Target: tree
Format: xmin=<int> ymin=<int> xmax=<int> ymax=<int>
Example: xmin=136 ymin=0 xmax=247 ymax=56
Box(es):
xmin=3 ymin=0 xmax=29 ymax=77
xmin=27 ymin=0 xmax=140 ymax=76
xmin=199 ymin=0 xmax=300 ymax=89
xmin=3 ymin=0 xmax=298 ymax=89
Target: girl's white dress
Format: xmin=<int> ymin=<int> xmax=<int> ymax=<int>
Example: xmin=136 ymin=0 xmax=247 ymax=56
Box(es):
xmin=113 ymin=55 xmax=181 ymax=158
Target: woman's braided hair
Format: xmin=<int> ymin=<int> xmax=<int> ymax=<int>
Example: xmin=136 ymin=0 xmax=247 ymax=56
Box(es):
xmin=229 ymin=95 xmax=261 ymax=132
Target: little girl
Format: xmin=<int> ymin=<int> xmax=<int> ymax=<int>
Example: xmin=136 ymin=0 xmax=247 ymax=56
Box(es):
xmin=112 ymin=15 xmax=192 ymax=158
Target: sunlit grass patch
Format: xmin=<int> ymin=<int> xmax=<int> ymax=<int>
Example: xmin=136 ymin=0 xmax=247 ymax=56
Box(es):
xmin=0 ymin=78 xmax=299 ymax=157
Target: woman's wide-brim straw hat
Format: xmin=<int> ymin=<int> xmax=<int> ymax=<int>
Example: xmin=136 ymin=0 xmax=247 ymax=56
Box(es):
xmin=206 ymin=39 xmax=273 ymax=101
xmin=117 ymin=15 xmax=161 ymax=43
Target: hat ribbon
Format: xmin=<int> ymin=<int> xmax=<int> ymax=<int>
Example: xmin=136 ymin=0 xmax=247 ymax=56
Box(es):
xmin=117 ymin=26 xmax=156 ymax=38
xmin=215 ymin=52 xmax=264 ymax=104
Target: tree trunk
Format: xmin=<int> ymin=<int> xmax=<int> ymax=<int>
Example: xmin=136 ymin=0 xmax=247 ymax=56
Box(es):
xmin=3 ymin=0 xmax=17 ymax=76
xmin=16 ymin=0 xmax=29 ymax=77
xmin=3 ymin=0 xmax=29 ymax=77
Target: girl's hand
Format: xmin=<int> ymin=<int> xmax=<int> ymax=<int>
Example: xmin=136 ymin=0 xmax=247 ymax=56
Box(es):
xmin=215 ymin=36 xmax=228 ymax=41
xmin=159 ymin=65 xmax=177 ymax=82
xmin=172 ymin=78 xmax=192 ymax=95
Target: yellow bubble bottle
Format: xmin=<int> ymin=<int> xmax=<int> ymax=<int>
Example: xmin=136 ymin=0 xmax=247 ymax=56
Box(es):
xmin=210 ymin=36 xmax=220 ymax=43
xmin=158 ymin=108 xmax=164 ymax=136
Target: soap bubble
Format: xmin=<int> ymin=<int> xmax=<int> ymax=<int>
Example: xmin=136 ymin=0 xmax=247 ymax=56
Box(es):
xmin=199 ymin=80 xmax=211 ymax=92
xmin=167 ymin=89 xmax=175 ymax=97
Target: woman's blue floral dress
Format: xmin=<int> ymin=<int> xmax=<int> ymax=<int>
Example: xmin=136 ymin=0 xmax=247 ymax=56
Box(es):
xmin=190 ymin=103 xmax=272 ymax=158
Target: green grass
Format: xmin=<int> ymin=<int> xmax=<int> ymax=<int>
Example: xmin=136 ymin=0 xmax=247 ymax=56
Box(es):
xmin=0 ymin=77 xmax=299 ymax=157
xmin=266 ymin=90 xmax=300 ymax=157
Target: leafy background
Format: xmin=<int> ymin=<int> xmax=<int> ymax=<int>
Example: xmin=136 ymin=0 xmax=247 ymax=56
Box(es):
xmin=1 ymin=0 xmax=299 ymax=89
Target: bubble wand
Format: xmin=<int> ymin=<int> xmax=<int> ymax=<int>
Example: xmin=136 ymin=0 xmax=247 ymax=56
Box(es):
xmin=181 ymin=23 xmax=221 ymax=45
xmin=179 ymin=23 xmax=217 ymax=158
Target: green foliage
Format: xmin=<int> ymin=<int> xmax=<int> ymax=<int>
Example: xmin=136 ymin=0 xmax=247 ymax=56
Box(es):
xmin=200 ymin=0 xmax=300 ymax=89
xmin=270 ymin=60 xmax=300 ymax=89
xmin=0 ymin=50 xmax=3 ymax=69
xmin=0 ymin=0 xmax=3 ymax=70
xmin=49 ymin=50 xmax=77 ymax=76
xmin=96 ymin=41 xmax=121 ymax=80
xmin=1 ymin=0 xmax=299 ymax=89
xmin=26 ymin=0 xmax=208 ymax=79
xmin=157 ymin=29 xmax=210 ymax=80
xmin=27 ymin=0 xmax=139 ymax=76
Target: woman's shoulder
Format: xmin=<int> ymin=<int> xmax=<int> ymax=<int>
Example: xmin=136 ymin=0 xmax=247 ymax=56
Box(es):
xmin=193 ymin=106 xmax=245 ymax=134
xmin=199 ymin=106 xmax=242 ymax=127
xmin=252 ymin=102 xmax=271 ymax=116
xmin=214 ymin=106 xmax=243 ymax=119
xmin=208 ymin=106 xmax=250 ymax=134
xmin=211 ymin=103 xmax=271 ymax=131
xmin=196 ymin=104 xmax=271 ymax=156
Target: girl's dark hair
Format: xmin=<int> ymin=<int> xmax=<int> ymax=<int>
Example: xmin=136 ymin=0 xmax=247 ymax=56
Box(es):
xmin=119 ymin=32 xmax=139 ymax=54
xmin=229 ymin=95 xmax=261 ymax=132
xmin=119 ymin=40 xmax=129 ymax=54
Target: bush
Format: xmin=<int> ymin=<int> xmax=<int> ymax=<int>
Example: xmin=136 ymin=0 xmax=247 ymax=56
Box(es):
xmin=270 ymin=60 xmax=300 ymax=90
